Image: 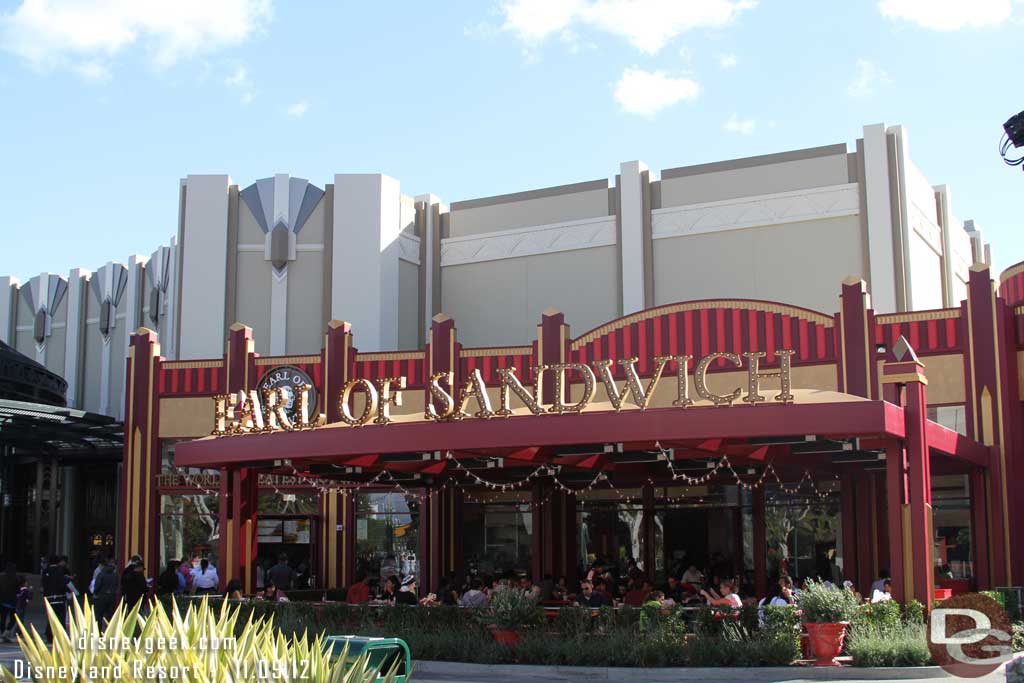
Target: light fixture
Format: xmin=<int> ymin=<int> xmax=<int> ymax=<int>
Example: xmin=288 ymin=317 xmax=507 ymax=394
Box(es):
xmin=1000 ymin=110 xmax=1024 ymax=170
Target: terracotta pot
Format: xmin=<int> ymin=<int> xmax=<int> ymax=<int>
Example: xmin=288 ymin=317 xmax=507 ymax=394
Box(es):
xmin=489 ymin=626 xmax=520 ymax=647
xmin=804 ymin=621 xmax=849 ymax=667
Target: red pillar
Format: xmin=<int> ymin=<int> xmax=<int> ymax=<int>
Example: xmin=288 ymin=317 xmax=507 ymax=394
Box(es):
xmin=962 ymin=266 xmax=1015 ymax=585
xmin=321 ymin=320 xmax=355 ymax=589
xmin=752 ymin=487 xmax=767 ymax=597
xmin=218 ymin=323 xmax=255 ymax=590
xmin=837 ymin=278 xmax=877 ymax=399
xmin=884 ymin=441 xmax=908 ymax=603
xmin=854 ymin=475 xmax=875 ymax=595
xmin=881 ymin=337 xmax=933 ymax=606
xmin=537 ymin=309 xmax=569 ymax=405
xmin=969 ymin=468 xmax=991 ymax=590
xmin=122 ymin=328 xmax=161 ymax=573
xmin=839 ymin=472 xmax=858 ymax=584
xmin=231 ymin=467 xmax=259 ymax=594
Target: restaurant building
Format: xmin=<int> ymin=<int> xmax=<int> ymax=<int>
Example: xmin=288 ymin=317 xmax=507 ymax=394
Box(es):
xmin=2 ymin=122 xmax=1019 ymax=602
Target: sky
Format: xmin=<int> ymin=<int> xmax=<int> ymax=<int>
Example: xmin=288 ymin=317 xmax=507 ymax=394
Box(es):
xmin=0 ymin=0 xmax=1022 ymax=282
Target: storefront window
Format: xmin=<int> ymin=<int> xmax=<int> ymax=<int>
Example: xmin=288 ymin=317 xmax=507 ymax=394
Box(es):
xmin=577 ymin=489 xmax=644 ymax=577
xmin=356 ymin=492 xmax=420 ymax=587
xmin=932 ymin=475 xmax=972 ymax=580
xmin=159 ymin=494 xmax=220 ymax=570
xmin=258 ymin=491 xmax=319 ymax=515
xmin=763 ymin=485 xmax=840 ymax=583
xmin=463 ymin=492 xmax=532 ymax=577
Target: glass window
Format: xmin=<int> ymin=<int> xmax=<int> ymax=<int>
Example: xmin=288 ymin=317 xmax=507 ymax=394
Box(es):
xmin=258 ymin=491 xmax=318 ymax=515
xmin=763 ymin=486 xmax=840 ymax=583
xmin=932 ymin=475 xmax=972 ymax=580
xmin=356 ymin=492 xmax=420 ymax=587
xmin=928 ymin=405 xmax=967 ymax=435
xmin=463 ymin=492 xmax=532 ymax=577
xmin=577 ymin=495 xmax=646 ymax=578
xmin=159 ymin=494 xmax=220 ymax=570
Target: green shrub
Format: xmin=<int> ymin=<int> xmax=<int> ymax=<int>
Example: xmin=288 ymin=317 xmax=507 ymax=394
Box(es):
xmin=1013 ymin=623 xmax=1024 ymax=653
xmin=553 ymin=605 xmax=593 ymax=638
xmin=853 ymin=599 xmax=902 ymax=633
xmin=848 ymin=622 xmax=931 ymax=667
xmin=797 ymin=580 xmax=861 ymax=623
xmin=474 ymin=588 xmax=542 ymax=630
xmin=1008 ymin=655 xmax=1024 ymax=683
xmin=903 ymin=599 xmax=925 ymax=625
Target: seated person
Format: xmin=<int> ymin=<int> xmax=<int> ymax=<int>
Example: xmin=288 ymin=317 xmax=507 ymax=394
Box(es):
xmin=681 ymin=564 xmax=703 ymax=586
xmin=395 ymin=576 xmax=418 ymax=606
xmin=594 ymin=578 xmax=614 ymax=603
xmin=346 ymin=571 xmax=371 ymax=604
xmin=871 ymin=579 xmax=893 ymax=603
xmin=643 ymin=590 xmax=667 ymax=609
xmin=460 ymin=578 xmax=489 ymax=607
xmin=223 ymin=579 xmax=243 ymax=600
xmin=664 ymin=576 xmax=684 ymax=603
xmin=261 ymin=581 xmax=288 ymax=602
xmin=700 ymin=579 xmax=741 ymax=609
xmin=624 ymin=579 xmax=653 ymax=607
xmin=574 ymin=581 xmax=607 ymax=608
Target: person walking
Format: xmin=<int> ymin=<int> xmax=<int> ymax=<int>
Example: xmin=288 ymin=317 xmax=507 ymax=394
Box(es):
xmin=41 ymin=556 xmax=69 ymax=643
xmin=120 ymin=558 xmax=148 ymax=610
xmin=91 ymin=557 xmax=119 ymax=625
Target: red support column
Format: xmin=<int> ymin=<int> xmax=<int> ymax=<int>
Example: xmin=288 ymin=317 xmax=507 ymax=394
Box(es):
xmin=969 ymin=468 xmax=991 ymax=590
xmin=881 ymin=337 xmax=933 ymax=606
xmin=232 ymin=467 xmax=259 ymax=594
xmin=752 ymin=487 xmax=767 ymax=597
xmin=963 ymin=266 xmax=1014 ymax=585
xmin=424 ymin=314 xmax=460 ymax=412
xmin=219 ymin=324 xmax=255 ymax=590
xmin=874 ymin=471 xmax=889 ymax=579
xmin=839 ymin=472 xmax=858 ymax=584
xmin=855 ymin=474 xmax=875 ymax=595
xmin=122 ymin=328 xmax=161 ymax=573
xmin=642 ymin=484 xmax=656 ymax=579
xmin=322 ymin=320 xmax=355 ymax=589
xmin=531 ymin=481 xmax=543 ymax=583
xmin=837 ymin=278 xmax=877 ymax=399
xmin=537 ymin=309 xmax=569 ymax=405
xmin=559 ymin=491 xmax=578 ymax=586
xmin=884 ymin=441 xmax=908 ymax=603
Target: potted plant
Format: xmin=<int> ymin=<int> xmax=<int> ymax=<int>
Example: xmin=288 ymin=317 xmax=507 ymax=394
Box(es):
xmin=797 ymin=579 xmax=861 ymax=666
xmin=476 ymin=586 xmax=541 ymax=647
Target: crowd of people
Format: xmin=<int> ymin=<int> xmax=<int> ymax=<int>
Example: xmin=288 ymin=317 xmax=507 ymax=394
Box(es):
xmin=340 ymin=555 xmax=899 ymax=615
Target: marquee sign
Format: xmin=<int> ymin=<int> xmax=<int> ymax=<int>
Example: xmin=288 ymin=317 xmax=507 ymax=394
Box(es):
xmin=211 ymin=350 xmax=795 ymax=437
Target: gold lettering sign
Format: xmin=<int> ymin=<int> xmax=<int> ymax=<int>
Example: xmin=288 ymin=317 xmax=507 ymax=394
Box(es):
xmin=212 ymin=349 xmax=796 ymax=436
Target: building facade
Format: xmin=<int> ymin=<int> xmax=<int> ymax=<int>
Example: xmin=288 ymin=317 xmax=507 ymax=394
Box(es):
xmin=0 ymin=121 xmax=1011 ymax=599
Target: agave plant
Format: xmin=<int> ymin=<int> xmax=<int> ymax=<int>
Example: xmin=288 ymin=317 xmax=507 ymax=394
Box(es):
xmin=0 ymin=596 xmax=399 ymax=683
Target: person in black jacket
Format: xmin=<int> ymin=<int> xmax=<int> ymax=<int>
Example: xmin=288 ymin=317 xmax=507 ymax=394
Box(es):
xmin=155 ymin=561 xmax=181 ymax=597
xmin=120 ymin=559 xmax=148 ymax=611
xmin=41 ymin=556 xmax=69 ymax=643
xmin=91 ymin=557 xmax=119 ymax=625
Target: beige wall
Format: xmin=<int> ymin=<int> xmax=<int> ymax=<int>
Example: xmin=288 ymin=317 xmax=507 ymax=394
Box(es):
xmin=235 ymin=251 xmax=272 ymax=354
xmin=449 ymin=185 xmax=610 ymax=238
xmin=286 ymin=250 xmax=325 ymax=354
xmin=442 ymin=245 xmax=619 ymax=346
xmin=659 ymin=152 xmax=850 ymax=207
xmin=82 ymin=293 xmax=102 ymax=412
xmin=398 ymin=259 xmax=420 ymax=350
xmin=652 ymin=215 xmax=863 ymax=313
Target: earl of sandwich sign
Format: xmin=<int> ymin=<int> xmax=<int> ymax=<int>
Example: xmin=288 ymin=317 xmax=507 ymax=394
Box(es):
xmin=211 ymin=350 xmax=796 ymax=437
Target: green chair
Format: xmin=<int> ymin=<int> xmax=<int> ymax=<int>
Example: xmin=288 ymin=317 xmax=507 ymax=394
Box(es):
xmin=324 ymin=635 xmax=411 ymax=682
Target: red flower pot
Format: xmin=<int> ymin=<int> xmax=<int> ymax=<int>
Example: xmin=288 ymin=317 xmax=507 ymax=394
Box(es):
xmin=805 ymin=622 xmax=848 ymax=667
xmin=489 ymin=626 xmax=520 ymax=648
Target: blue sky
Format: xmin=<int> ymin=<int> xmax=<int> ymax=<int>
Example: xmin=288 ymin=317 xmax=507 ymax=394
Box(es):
xmin=0 ymin=0 xmax=1021 ymax=282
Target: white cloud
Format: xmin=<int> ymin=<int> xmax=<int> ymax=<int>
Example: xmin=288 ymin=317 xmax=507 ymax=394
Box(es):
xmin=0 ymin=0 xmax=272 ymax=79
xmin=723 ymin=113 xmax=754 ymax=135
xmin=224 ymin=65 xmax=254 ymax=104
xmin=878 ymin=0 xmax=1014 ymax=30
xmin=73 ymin=59 xmax=110 ymax=83
xmin=847 ymin=58 xmax=892 ymax=98
xmin=501 ymin=0 xmax=756 ymax=54
xmin=286 ymin=101 xmax=308 ymax=118
xmin=613 ymin=66 xmax=700 ymax=116
xmin=719 ymin=53 xmax=737 ymax=68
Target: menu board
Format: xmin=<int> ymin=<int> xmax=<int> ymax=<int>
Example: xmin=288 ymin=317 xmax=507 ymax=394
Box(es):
xmin=283 ymin=519 xmax=310 ymax=544
xmin=257 ymin=519 xmax=283 ymax=543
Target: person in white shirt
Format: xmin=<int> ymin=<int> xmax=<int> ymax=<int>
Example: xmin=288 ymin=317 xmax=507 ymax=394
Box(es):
xmin=681 ymin=565 xmax=703 ymax=585
xmin=700 ymin=579 xmax=742 ymax=609
xmin=869 ymin=570 xmax=890 ymax=596
xmin=871 ymin=579 xmax=893 ymax=603
xmin=190 ymin=558 xmax=219 ymax=593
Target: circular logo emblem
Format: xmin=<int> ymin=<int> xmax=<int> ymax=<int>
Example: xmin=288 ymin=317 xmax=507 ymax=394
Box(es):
xmin=928 ymin=592 xmax=1013 ymax=677
xmin=257 ymin=365 xmax=318 ymax=424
